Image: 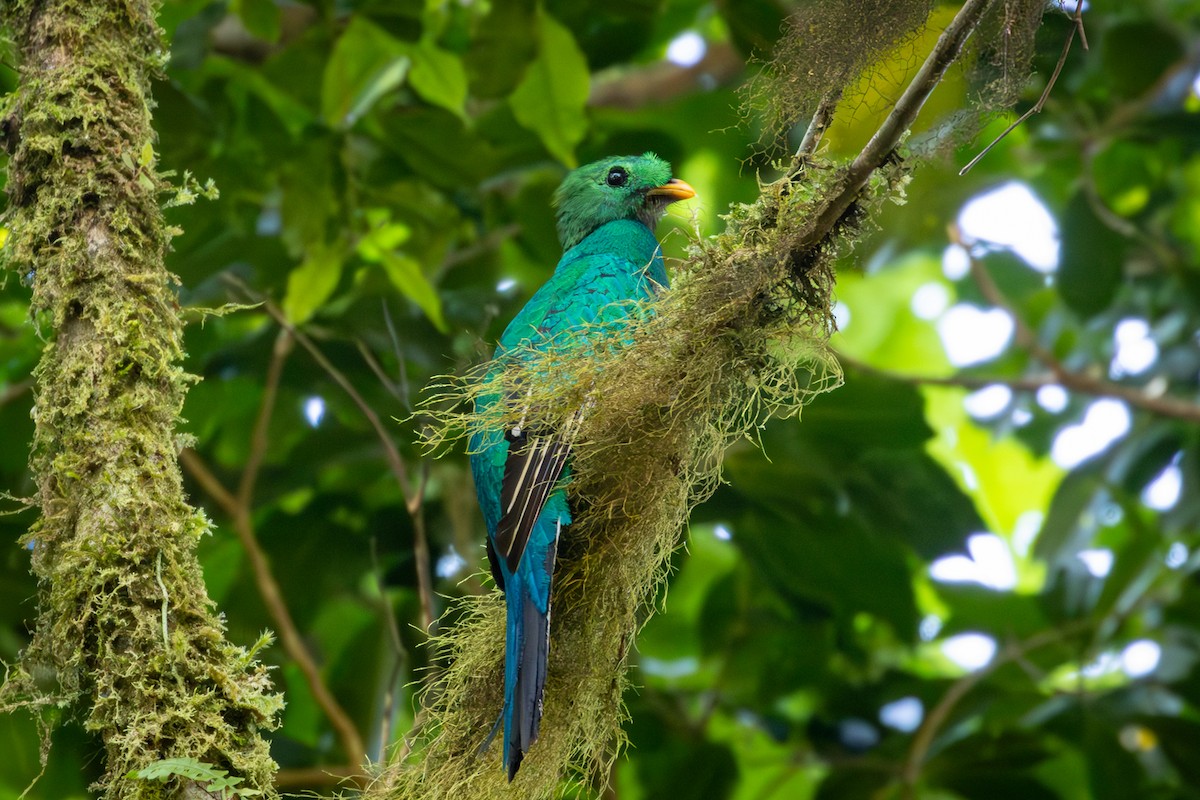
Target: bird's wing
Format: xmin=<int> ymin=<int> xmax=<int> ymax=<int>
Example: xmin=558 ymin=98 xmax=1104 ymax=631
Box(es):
xmin=493 ymin=410 xmax=581 ymax=575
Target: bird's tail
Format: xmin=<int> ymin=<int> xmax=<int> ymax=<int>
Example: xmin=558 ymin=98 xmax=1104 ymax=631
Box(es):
xmin=502 ymin=529 xmax=558 ymax=781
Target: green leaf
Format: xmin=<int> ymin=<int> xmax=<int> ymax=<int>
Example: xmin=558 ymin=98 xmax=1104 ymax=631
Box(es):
xmin=405 ymin=38 xmax=468 ymax=117
xmin=231 ymin=0 xmax=281 ymax=42
xmin=207 ymin=58 xmax=316 ymax=137
xmin=283 ymin=242 xmax=343 ymax=325
xmin=379 ymin=108 xmax=495 ymax=188
xmin=1057 ymin=192 xmax=1124 ymax=317
xmin=322 ymin=16 xmax=410 ymax=129
xmin=358 ymin=211 xmax=447 ymax=331
xmin=464 ymin=0 xmax=537 ymax=99
xmin=737 ymin=506 xmax=918 ymax=637
xmin=378 ymin=252 xmax=447 ymax=332
xmin=131 ymin=757 xmax=260 ymax=800
xmin=1033 ymin=467 xmax=1104 ymax=567
xmin=510 ymin=10 xmax=590 ymax=167
xmin=131 ymin=757 xmax=224 ymax=783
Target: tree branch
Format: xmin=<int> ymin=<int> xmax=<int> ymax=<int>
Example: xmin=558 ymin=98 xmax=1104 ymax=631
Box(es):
xmin=964 ymin=248 xmax=1200 ymax=423
xmin=901 ymin=623 xmax=1088 ymax=797
xmin=794 ymin=89 xmax=843 ymax=161
xmin=223 ymin=275 xmax=437 ymax=633
xmin=588 ymin=41 xmax=744 ymax=109
xmin=237 ymin=329 xmax=292 ymax=508
xmin=805 ymin=0 xmax=996 ymax=244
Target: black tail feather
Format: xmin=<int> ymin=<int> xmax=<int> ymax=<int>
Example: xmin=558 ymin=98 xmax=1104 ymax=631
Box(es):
xmin=506 ymin=543 xmax=557 ymax=781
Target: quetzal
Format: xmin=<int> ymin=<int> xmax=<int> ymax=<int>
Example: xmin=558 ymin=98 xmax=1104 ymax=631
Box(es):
xmin=469 ymin=153 xmax=694 ymax=780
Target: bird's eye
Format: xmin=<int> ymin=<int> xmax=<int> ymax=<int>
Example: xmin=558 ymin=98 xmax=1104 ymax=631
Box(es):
xmin=606 ymin=167 xmax=628 ymax=187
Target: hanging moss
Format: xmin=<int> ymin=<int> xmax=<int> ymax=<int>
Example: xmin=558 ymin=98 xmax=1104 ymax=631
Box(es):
xmin=0 ymin=2 xmax=281 ymax=798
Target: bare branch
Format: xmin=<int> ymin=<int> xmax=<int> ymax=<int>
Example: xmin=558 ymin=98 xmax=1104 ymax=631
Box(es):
xmin=794 ymin=89 xmax=843 ymax=161
xmin=237 ymin=329 xmax=293 ymax=507
xmin=589 ymin=41 xmax=743 ymax=109
xmin=964 ymin=249 xmax=1200 ymax=423
xmin=181 ymin=446 xmax=369 ymax=768
xmin=959 ymin=0 xmax=1087 ymax=175
xmin=223 ymin=275 xmax=438 ymax=633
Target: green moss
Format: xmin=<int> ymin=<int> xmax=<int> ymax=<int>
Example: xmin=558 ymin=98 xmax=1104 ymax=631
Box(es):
xmin=0 ymin=2 xmax=281 ymax=798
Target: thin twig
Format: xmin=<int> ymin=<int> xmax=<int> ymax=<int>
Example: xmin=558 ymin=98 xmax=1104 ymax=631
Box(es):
xmin=437 ymin=222 xmax=522 ymax=275
xmin=794 ymin=89 xmax=842 ymax=161
xmin=181 ymin=448 xmax=369 ymax=766
xmin=357 ymin=338 xmax=402 ymax=402
xmin=274 ymin=765 xmax=368 ymax=789
xmin=371 ymin=536 xmax=410 ymax=758
xmin=963 ymin=249 xmax=1200 ymax=423
xmin=223 ymin=275 xmax=437 ymax=633
xmin=959 ymin=0 xmax=1086 ymax=175
xmin=238 ymin=328 xmax=293 ymax=507
xmin=381 ymin=299 xmax=412 ymax=408
xmin=836 ymin=352 xmax=1055 ymax=392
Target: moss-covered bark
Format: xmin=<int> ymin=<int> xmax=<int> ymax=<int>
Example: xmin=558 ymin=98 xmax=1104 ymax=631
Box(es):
xmin=0 ymin=2 xmax=281 ymax=797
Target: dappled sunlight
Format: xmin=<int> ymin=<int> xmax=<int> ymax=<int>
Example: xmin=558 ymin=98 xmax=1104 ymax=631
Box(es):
xmin=303 ymin=395 xmax=326 ymax=428
xmin=1166 ymin=542 xmax=1189 ymax=569
xmin=941 ymin=633 xmax=997 ymax=671
xmin=1050 ymin=399 xmax=1131 ymax=467
xmin=936 ymin=303 xmax=1014 ymax=366
xmin=910 ymin=282 xmax=950 ymax=319
xmin=957 ymin=182 xmax=1060 ymax=273
xmin=1110 ymin=317 xmax=1159 ymax=377
xmin=665 ymin=31 xmax=706 ymax=67
xmin=1036 ymin=384 xmax=1069 ymax=413
xmin=436 ymin=546 xmax=468 ymax=580
xmin=1121 ymin=640 xmax=1162 ymax=678
xmin=1077 ymin=548 xmax=1114 ymax=578
xmin=879 ymin=696 xmax=923 ymax=733
xmin=930 ymin=533 xmax=1017 ymax=590
xmin=1142 ymin=460 xmax=1182 ymax=511
xmin=963 ymin=384 xmax=1012 ymax=419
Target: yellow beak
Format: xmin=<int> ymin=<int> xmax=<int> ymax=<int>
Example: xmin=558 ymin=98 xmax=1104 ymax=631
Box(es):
xmin=646 ymin=178 xmax=696 ymax=202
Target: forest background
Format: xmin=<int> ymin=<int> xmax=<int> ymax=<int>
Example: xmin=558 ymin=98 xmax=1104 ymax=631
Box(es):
xmin=2 ymin=1 xmax=1200 ymax=799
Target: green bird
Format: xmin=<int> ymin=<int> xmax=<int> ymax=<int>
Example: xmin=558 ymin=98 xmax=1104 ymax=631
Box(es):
xmin=470 ymin=153 xmax=695 ymax=779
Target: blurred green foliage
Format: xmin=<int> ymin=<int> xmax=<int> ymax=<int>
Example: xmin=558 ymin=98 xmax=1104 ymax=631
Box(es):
xmin=2 ymin=1 xmax=1200 ymax=798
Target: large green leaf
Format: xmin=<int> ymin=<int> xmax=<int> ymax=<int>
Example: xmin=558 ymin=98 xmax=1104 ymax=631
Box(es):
xmin=510 ymin=10 xmax=590 ymax=167
xmin=322 ymin=16 xmax=410 ymax=129
xmin=405 ymin=38 xmax=468 ymax=118
xmin=357 ymin=211 xmax=447 ymax=331
xmin=735 ymin=507 xmax=919 ymax=638
xmin=283 ymin=242 xmax=344 ymax=325
xmin=1056 ymin=192 xmax=1125 ymax=318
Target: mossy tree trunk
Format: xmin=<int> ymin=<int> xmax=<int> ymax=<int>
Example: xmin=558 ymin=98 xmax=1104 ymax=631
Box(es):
xmin=0 ymin=2 xmax=281 ymax=798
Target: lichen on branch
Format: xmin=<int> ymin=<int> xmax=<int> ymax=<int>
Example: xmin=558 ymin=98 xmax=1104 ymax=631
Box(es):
xmin=0 ymin=1 xmax=281 ymax=798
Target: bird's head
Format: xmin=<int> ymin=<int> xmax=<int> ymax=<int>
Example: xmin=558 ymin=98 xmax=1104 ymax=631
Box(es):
xmin=553 ymin=153 xmax=695 ymax=251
